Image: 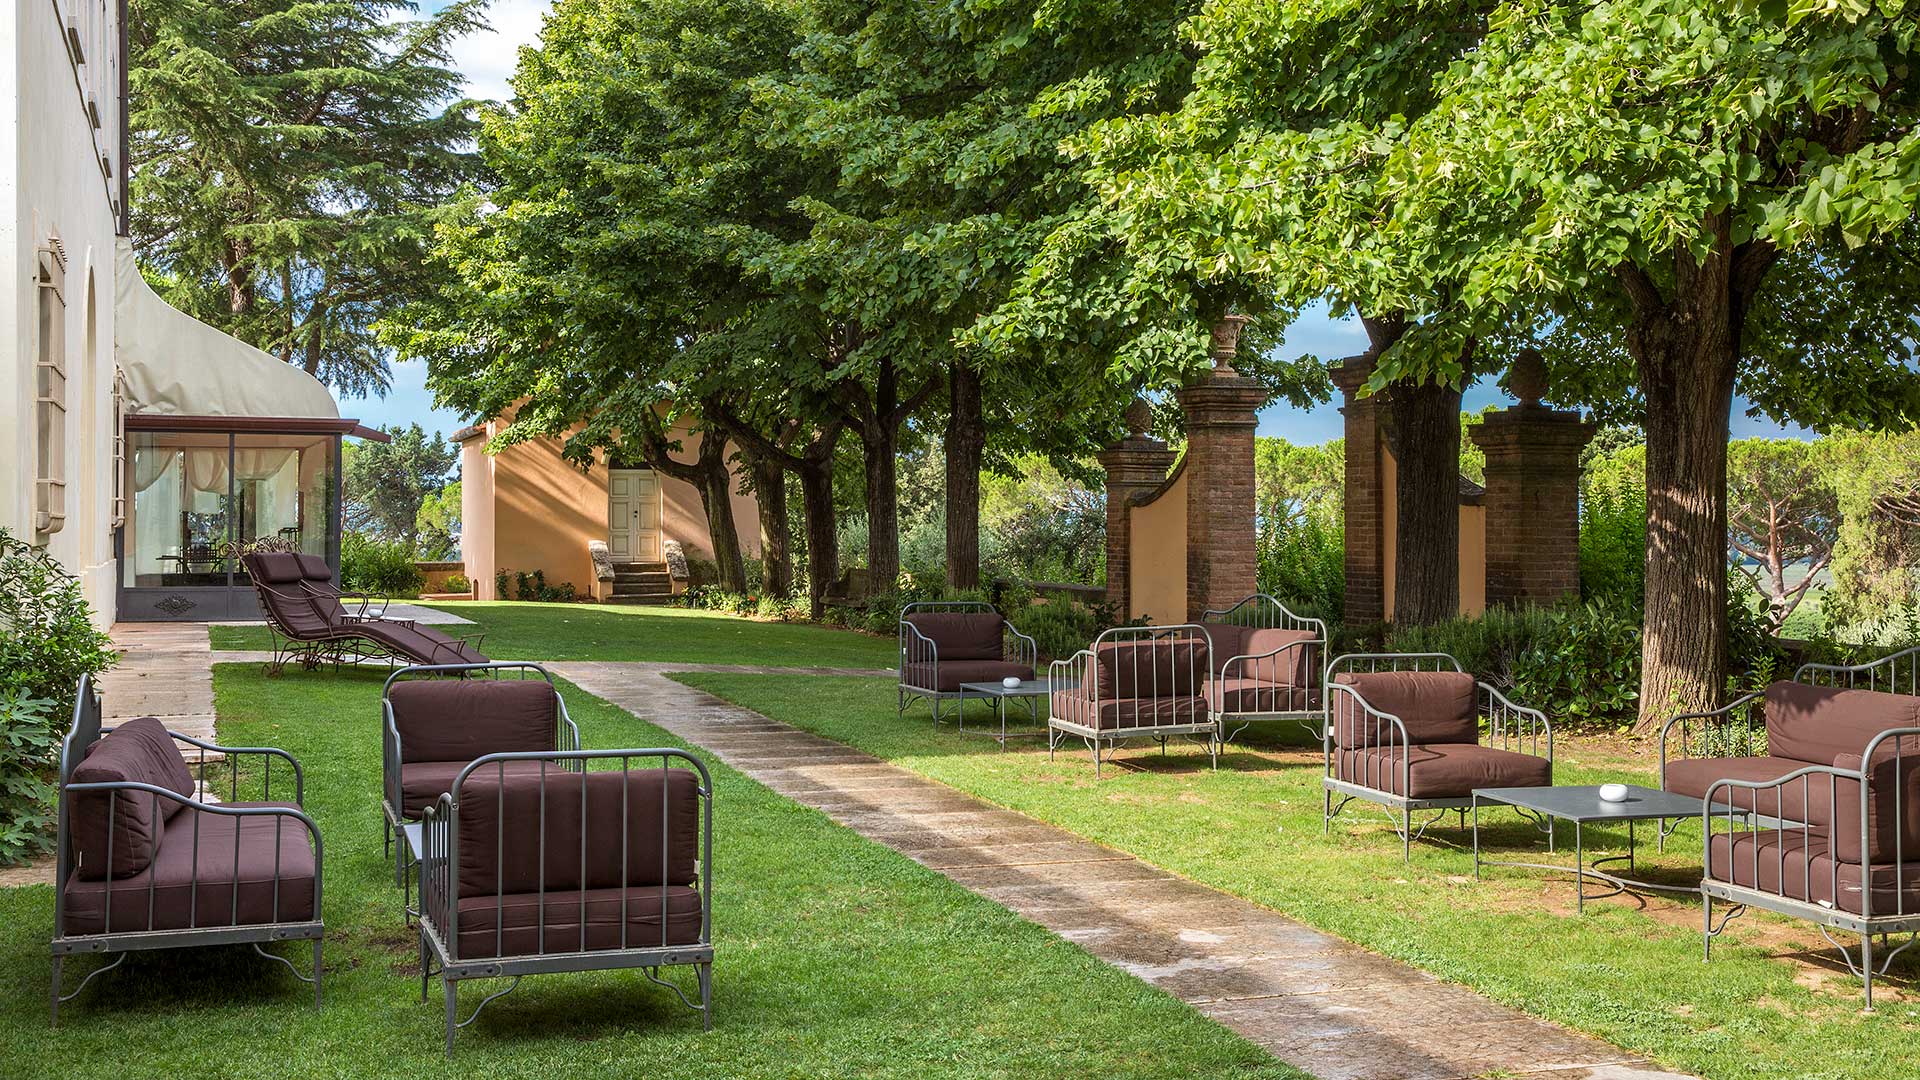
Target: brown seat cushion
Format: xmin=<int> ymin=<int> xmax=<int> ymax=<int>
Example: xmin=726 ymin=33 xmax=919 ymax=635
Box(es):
xmin=1764 ymin=681 xmax=1920 ymax=764
xmin=1049 ymin=691 xmax=1211 ymax=731
xmin=388 ymin=678 xmax=558 ymax=764
xmin=446 ymin=885 xmax=703 ymax=958
xmin=62 ymin=802 xmax=316 ymax=935
xmin=903 ymin=613 xmax=1006 ymax=661
xmin=457 ymin=768 xmax=701 ymax=898
xmin=1087 ymin=638 xmax=1210 ymax=698
xmin=1241 ymin=628 xmax=1319 ymax=687
xmin=1708 ymin=828 xmax=1920 ymax=916
xmin=1335 ymin=743 xmax=1550 ymax=799
xmin=1331 ymin=671 xmax=1477 ymax=748
xmin=899 ymin=659 xmax=1034 ymax=693
xmin=1209 ymin=676 xmax=1317 ymax=714
xmin=361 ymin=620 xmax=488 ymax=665
xmin=398 ymin=759 xmax=552 ymax=818
xmin=70 ymin=717 xmax=197 ymax=880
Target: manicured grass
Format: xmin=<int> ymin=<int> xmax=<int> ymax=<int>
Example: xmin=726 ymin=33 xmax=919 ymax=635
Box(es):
xmin=676 ymin=673 xmax=1920 ymax=1080
xmin=208 ymin=601 xmax=898 ymax=668
xmin=0 ymin=666 xmax=1301 ymax=1079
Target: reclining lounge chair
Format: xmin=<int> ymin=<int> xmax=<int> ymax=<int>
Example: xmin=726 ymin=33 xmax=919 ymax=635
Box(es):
xmin=1048 ymin=624 xmax=1217 ymax=777
xmin=1322 ymin=653 xmax=1554 ymax=859
xmin=897 ymin=601 xmax=1038 ymax=721
xmin=243 ymin=551 xmax=487 ymax=672
xmin=1197 ymin=594 xmax=1326 ymax=743
xmin=382 ymin=664 xmax=580 ymax=895
xmin=51 ymin=675 xmax=324 ymax=1022
xmin=418 ymin=749 xmax=714 ymax=1052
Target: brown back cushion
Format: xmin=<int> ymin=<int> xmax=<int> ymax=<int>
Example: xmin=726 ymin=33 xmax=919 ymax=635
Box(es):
xmin=1087 ymin=638 xmax=1209 ymax=698
xmin=69 ymin=717 xmax=196 ymax=880
xmin=1831 ymin=733 xmax=1920 ymax=865
xmin=905 ymin=613 xmax=1005 ymax=661
xmin=388 ymin=679 xmax=557 ymax=763
xmin=247 ymin=551 xmax=304 ymax=584
xmin=1332 ymin=670 xmax=1477 ymax=747
xmin=457 ymin=767 xmax=700 ymax=897
xmin=1197 ymin=623 xmax=1249 ymax=675
xmin=295 ymin=554 xmax=334 ymax=583
xmin=1765 ymin=682 xmax=1920 ymax=765
xmin=1243 ymin=628 xmax=1319 ymax=686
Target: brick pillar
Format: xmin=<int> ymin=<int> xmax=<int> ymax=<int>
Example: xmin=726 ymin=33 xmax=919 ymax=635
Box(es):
xmin=1332 ymin=356 xmax=1385 ymax=626
xmin=1097 ymin=399 xmax=1177 ymax=620
xmin=1177 ymin=316 xmax=1268 ymax=622
xmin=1468 ymin=350 xmax=1597 ymax=607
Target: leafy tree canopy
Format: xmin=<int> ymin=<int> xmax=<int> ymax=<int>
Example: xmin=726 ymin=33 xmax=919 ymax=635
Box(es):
xmin=342 ymin=424 xmax=458 ymax=545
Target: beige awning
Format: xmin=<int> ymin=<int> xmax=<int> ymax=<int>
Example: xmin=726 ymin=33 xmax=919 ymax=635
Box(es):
xmin=115 ymin=239 xmax=340 ymax=419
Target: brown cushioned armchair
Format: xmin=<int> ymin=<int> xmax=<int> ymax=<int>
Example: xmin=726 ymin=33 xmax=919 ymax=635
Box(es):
xmin=417 ymin=749 xmax=714 ymax=1053
xmin=1198 ymin=594 xmax=1327 ymax=744
xmin=1322 ymin=653 xmax=1553 ymax=859
xmin=897 ymin=601 xmax=1037 ymax=721
xmin=1047 ymin=624 xmax=1217 ymax=777
xmin=51 ymin=675 xmax=324 ymax=1023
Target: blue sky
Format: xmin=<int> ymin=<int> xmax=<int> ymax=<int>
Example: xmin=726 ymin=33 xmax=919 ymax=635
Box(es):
xmin=360 ymin=1 xmax=1802 ymax=447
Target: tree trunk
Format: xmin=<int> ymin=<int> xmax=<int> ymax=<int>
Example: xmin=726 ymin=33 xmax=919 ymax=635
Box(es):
xmin=861 ymin=418 xmax=901 ymax=589
xmin=698 ymin=445 xmax=749 ymax=593
xmin=945 ymin=359 xmax=984 ymax=591
xmin=749 ymin=451 xmax=793 ymax=595
xmin=799 ymin=455 xmax=839 ymax=620
xmin=1384 ymin=378 xmax=1462 ymax=626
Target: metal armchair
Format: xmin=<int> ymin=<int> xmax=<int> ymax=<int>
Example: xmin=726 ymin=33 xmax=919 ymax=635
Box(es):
xmin=1199 ymin=594 xmax=1328 ymax=743
xmin=897 ymin=600 xmax=1038 ymax=722
xmin=1047 ymin=624 xmax=1217 ymax=777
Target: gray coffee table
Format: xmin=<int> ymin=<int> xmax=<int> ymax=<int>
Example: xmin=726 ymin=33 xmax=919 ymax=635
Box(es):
xmin=956 ymin=678 xmax=1060 ymax=746
xmin=1472 ymin=784 xmax=1705 ymax=912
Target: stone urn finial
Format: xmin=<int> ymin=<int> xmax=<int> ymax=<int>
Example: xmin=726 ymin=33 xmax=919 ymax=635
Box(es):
xmin=1124 ymin=398 xmax=1154 ymax=439
xmin=1209 ymin=313 xmax=1253 ymax=374
xmin=1510 ymin=347 xmax=1548 ymax=407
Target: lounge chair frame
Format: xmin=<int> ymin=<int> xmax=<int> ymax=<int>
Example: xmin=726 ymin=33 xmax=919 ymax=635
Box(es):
xmin=1321 ymin=653 xmax=1553 ymax=859
xmin=242 ymin=553 xmax=486 ymax=674
xmin=417 ymin=748 xmax=715 ymax=1053
xmin=50 ymin=675 xmax=325 ymax=1024
xmin=897 ymin=600 xmax=1039 ymax=722
xmin=1201 ymin=593 xmax=1328 ymax=742
xmin=1048 ymin=624 xmax=1219 ymax=777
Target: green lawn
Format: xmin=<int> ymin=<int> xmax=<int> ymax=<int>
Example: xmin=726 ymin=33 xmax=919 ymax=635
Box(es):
xmin=0 ymin=666 xmax=1300 ymax=1080
xmin=208 ymin=601 xmax=899 ymax=668
xmin=675 ymin=673 xmax=1920 ymax=1080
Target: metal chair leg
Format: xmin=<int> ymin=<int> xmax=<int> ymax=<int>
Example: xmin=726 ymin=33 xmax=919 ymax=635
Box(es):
xmin=49 ymin=955 xmax=60 ymax=1028
xmin=445 ymin=977 xmax=458 ymax=1056
xmin=313 ymin=939 xmax=324 ymax=1010
xmin=1863 ymin=932 xmax=1875 ymax=1011
xmin=699 ymin=962 xmax=713 ymax=1031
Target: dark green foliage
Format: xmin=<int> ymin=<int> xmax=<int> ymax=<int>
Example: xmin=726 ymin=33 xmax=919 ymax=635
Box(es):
xmin=1256 ymin=516 xmax=1345 ymax=625
xmin=503 ymin=569 xmax=577 ymax=604
xmin=339 ymin=531 xmax=424 ymax=596
xmin=341 ymin=425 xmax=458 ymax=549
xmin=1578 ymin=472 xmax=1648 ymax=604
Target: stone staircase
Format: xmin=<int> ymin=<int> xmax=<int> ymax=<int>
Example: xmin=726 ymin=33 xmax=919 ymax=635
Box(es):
xmin=607 ymin=561 xmax=675 ymax=605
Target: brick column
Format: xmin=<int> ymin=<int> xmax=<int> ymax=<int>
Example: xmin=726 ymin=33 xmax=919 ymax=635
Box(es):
xmin=1097 ymin=400 xmax=1177 ymax=620
xmin=1468 ymin=350 xmax=1597 ymax=607
xmin=1177 ymin=316 xmax=1268 ymax=622
xmin=1332 ymin=356 xmax=1385 ymax=626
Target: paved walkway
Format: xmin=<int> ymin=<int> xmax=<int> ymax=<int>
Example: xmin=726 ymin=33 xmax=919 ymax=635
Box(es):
xmin=553 ymin=661 xmax=1691 ymax=1080
xmin=99 ymin=623 xmax=218 ymax=743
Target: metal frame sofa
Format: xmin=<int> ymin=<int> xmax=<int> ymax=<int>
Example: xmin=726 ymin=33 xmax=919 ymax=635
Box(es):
xmin=242 ymin=551 xmax=488 ymax=673
xmin=51 ymin=675 xmax=324 ymax=1023
xmin=382 ymin=664 xmax=580 ymax=893
xmin=417 ymin=748 xmax=714 ymax=1052
xmin=897 ymin=600 xmax=1038 ymax=721
xmin=1048 ymin=624 xmax=1217 ymax=777
xmin=1663 ymin=646 xmax=1920 ymax=1006
xmin=1198 ymin=594 xmax=1327 ymax=743
xmin=1322 ymin=653 xmax=1554 ymax=859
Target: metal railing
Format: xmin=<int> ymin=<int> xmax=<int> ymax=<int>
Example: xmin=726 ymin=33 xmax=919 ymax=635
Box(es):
xmin=1796 ymin=643 xmax=1920 ymax=695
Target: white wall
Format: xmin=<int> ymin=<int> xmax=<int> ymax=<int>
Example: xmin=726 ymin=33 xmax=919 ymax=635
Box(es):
xmin=2 ymin=0 xmax=126 ymax=625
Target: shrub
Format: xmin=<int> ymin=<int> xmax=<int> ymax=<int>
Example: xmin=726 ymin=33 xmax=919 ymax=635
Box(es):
xmin=341 ymin=530 xmax=425 ymax=595
xmin=0 ymin=529 xmax=116 ymax=864
xmin=1008 ymin=597 xmax=1104 ymax=662
xmin=441 ymin=573 xmax=472 ymax=594
xmin=1256 ymin=515 xmax=1344 ymax=623
xmin=1578 ymin=449 xmax=1648 ymax=604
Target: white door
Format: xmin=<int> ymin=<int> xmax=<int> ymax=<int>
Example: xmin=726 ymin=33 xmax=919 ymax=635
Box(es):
xmin=608 ymin=469 xmax=662 ymax=562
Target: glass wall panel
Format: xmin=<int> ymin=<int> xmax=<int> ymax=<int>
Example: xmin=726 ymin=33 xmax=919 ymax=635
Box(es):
xmin=123 ymin=431 xmax=233 ymax=587
xmin=232 ymin=433 xmax=334 ymax=560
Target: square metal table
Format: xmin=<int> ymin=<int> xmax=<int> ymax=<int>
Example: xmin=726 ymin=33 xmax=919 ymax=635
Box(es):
xmin=1472 ymin=784 xmax=1704 ymax=912
xmin=955 ymin=679 xmax=1061 ymax=746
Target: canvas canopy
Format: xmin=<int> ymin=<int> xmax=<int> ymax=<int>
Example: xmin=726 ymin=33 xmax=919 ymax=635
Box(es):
xmin=114 ymin=239 xmax=339 ymax=419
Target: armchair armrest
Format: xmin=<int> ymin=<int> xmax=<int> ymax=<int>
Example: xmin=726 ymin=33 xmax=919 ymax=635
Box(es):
xmin=1323 ymin=683 xmax=1416 ymax=792
xmin=1658 ymin=690 xmax=1767 ymax=783
xmin=1004 ymin=624 xmax=1039 ymax=668
xmin=165 ymin=730 xmax=305 ymax=806
xmin=341 ymin=590 xmax=392 ymax=619
xmin=1047 ymin=650 xmax=1095 ymax=725
xmin=1476 ymin=683 xmax=1552 ymax=762
xmin=899 ymin=621 xmax=940 ymax=675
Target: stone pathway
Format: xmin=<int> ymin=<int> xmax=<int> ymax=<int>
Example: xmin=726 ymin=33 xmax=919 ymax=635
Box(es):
xmin=99 ymin=623 xmax=217 ymax=744
xmin=554 ymin=660 xmax=1693 ymax=1080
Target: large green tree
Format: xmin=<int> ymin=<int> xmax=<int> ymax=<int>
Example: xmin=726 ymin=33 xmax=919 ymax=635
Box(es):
xmin=342 ymin=424 xmax=458 ymax=546
xmin=129 ymin=0 xmax=484 ymax=395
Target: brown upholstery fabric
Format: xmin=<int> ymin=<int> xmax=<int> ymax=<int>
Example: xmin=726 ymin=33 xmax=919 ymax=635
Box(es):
xmin=1087 ymin=639 xmax=1210 ymax=698
xmin=904 ymin=613 xmax=1006 ymax=661
xmin=1708 ymin=829 xmax=1920 ymax=917
xmin=243 ymin=551 xmax=333 ymax=637
xmin=1197 ymin=624 xmax=1249 ymax=675
xmin=446 ymin=885 xmax=703 ymax=958
xmin=1764 ymin=681 xmax=1920 ymax=764
xmin=1209 ymin=676 xmax=1316 ymax=714
xmin=1667 ymin=748 xmax=1920 ymax=866
xmin=1243 ymin=628 xmax=1318 ymax=687
xmin=70 ymin=717 xmax=197 ymax=880
xmin=899 ymin=659 xmax=1034 ymax=693
xmin=399 ymin=759 xmax=551 ymax=818
xmin=1834 ymin=741 xmax=1920 ymax=865
xmin=457 ymin=768 xmax=700 ymax=898
xmin=361 ymin=620 xmax=488 ymax=665
xmin=62 ymin=802 xmax=316 ymax=934
xmin=1049 ymin=691 xmax=1210 ymax=730
xmin=1335 ymin=743 xmax=1550 ymax=799
xmin=388 ymin=679 xmax=558 ymax=763
xmin=294 ymin=553 xmax=333 ymax=582
xmin=246 ymin=551 xmax=305 ymax=585
xmin=1331 ymin=671 xmax=1477 ymax=748
xmin=1664 ymin=755 xmax=1810 ymax=805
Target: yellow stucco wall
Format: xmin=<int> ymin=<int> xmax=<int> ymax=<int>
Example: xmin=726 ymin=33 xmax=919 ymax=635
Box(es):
xmin=1126 ymin=466 xmax=1188 ymax=624
xmin=1379 ymin=443 xmax=1486 ymax=618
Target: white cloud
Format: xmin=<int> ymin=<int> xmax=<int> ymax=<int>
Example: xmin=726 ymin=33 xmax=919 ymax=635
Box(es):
xmin=444 ymin=0 xmax=553 ymax=103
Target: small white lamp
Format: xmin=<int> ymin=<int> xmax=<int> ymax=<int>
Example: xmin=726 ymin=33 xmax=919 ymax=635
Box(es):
xmin=1598 ymin=783 xmax=1629 ymax=803
xmin=1001 ymin=675 xmax=1023 ymax=688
